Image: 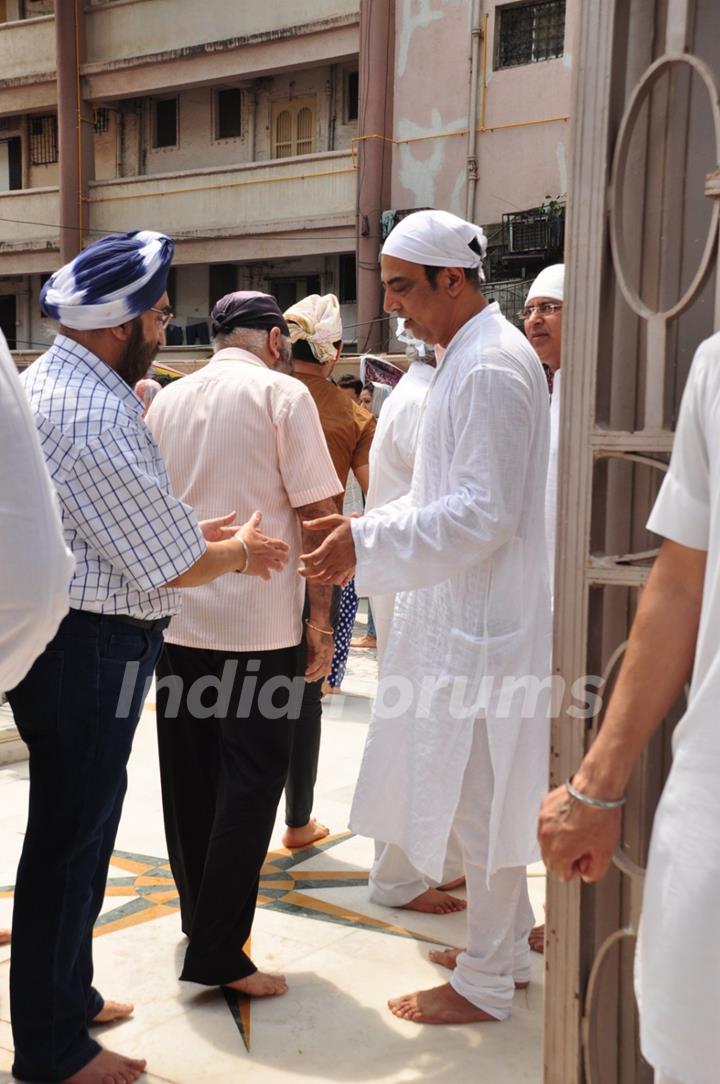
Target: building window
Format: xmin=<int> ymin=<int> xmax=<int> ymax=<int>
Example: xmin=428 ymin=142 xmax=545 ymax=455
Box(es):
xmin=271 ymin=97 xmax=316 ymax=159
xmin=93 ymin=107 xmax=110 ymax=134
xmin=496 ymin=1 xmax=565 ymax=69
xmin=0 ymin=136 xmax=22 ymax=191
xmin=29 ymin=114 xmax=57 ymax=165
xmin=209 ymin=263 xmax=237 ymax=304
xmin=153 ymin=98 xmax=178 ymax=148
xmin=339 ymin=254 xmax=357 ymax=303
xmin=345 ymin=70 xmax=359 ymax=123
xmin=215 ymin=88 xmax=242 ymax=141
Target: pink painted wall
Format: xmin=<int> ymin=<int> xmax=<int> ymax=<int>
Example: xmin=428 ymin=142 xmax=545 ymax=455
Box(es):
xmin=391 ymin=0 xmax=578 ymax=223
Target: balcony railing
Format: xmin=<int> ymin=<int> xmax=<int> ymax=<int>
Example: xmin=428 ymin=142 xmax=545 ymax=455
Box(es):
xmin=0 ymin=151 xmax=356 ymax=266
xmin=89 ymin=151 xmax=357 ymax=238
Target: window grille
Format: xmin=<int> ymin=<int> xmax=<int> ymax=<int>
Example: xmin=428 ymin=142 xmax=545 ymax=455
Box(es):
xmin=271 ymin=97 xmax=316 ymax=159
xmin=296 ymin=107 xmax=313 ymax=155
xmin=93 ymin=107 xmax=110 ymax=134
xmin=30 ymin=114 xmax=57 ymax=165
xmin=496 ymin=0 xmax=565 ymax=69
xmin=274 ymin=110 xmax=293 ymax=158
xmin=215 ymin=88 xmax=242 ymax=140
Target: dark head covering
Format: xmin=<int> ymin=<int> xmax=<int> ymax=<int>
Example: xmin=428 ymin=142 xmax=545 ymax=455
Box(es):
xmin=211 ymin=291 xmax=289 ymax=337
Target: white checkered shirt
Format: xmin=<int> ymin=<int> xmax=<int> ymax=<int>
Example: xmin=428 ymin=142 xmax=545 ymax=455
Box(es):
xmin=21 ymin=335 xmax=206 ymax=619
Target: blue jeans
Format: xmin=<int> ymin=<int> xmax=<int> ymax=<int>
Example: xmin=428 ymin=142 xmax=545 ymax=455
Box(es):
xmin=7 ymin=609 xmax=163 ymax=1082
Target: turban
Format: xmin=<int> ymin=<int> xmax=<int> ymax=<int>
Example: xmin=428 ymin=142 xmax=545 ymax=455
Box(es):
xmin=526 ymin=264 xmax=564 ymax=304
xmin=40 ymin=230 xmax=174 ymax=330
xmin=211 ymin=291 xmax=289 ymax=337
xmin=382 ymin=209 xmax=487 ymax=282
xmin=284 ymin=293 xmax=343 ymax=364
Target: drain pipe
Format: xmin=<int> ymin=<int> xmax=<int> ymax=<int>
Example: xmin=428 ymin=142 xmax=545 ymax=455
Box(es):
xmin=465 ymin=0 xmax=483 ymax=222
xmin=55 ymin=0 xmax=92 ymax=261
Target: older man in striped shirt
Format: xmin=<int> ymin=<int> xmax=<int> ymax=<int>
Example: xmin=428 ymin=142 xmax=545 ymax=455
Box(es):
xmin=146 ymin=290 xmax=342 ymax=1002
xmin=11 ymin=235 xmax=288 ymax=1084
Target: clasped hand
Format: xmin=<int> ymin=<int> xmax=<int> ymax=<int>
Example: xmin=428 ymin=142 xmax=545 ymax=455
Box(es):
xmin=298 ymin=513 xmax=357 ymax=586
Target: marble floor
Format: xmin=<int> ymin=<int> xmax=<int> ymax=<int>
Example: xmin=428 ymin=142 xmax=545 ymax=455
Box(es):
xmin=0 ymin=615 xmax=545 ymax=1083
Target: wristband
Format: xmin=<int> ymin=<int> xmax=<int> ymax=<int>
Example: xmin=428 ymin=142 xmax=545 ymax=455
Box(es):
xmin=305 ymin=618 xmax=334 ymax=637
xmin=565 ymin=778 xmax=626 ymax=810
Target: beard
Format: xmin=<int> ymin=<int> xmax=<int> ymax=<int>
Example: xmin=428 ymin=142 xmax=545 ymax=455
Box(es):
xmin=116 ymin=319 xmax=159 ymax=386
xmin=274 ymin=335 xmax=294 ymax=375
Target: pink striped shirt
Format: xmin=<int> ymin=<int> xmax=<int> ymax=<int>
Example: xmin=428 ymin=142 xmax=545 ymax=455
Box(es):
xmin=146 ymin=349 xmax=342 ymax=651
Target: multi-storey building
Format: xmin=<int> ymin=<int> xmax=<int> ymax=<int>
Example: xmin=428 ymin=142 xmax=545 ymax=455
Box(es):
xmin=0 ymin=0 xmax=575 ymax=359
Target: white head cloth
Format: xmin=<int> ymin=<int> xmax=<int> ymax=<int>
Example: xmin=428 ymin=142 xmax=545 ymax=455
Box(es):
xmin=382 ymin=209 xmax=487 ymax=282
xmin=526 ymin=264 xmax=565 ymax=304
xmin=284 ymin=293 xmax=343 ymax=364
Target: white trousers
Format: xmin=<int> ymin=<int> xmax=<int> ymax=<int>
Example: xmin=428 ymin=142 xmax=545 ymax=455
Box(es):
xmin=655 ymin=1075 xmax=684 ymax=1084
xmin=448 ymin=716 xmax=535 ymax=1019
xmin=368 ymin=833 xmax=465 ymax=906
xmin=369 ymin=592 xmax=465 ymax=907
xmin=372 ymin=714 xmax=535 ymax=1021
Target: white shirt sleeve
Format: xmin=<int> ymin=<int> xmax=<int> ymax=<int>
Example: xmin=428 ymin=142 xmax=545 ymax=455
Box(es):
xmin=0 ymin=335 xmax=74 ymax=690
xmin=352 ymin=364 xmax=536 ymax=595
xmin=647 ymin=340 xmax=712 ymax=551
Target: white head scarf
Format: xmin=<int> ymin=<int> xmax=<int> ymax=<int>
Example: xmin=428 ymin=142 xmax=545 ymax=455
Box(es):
xmin=526 ymin=264 xmax=565 ymax=304
xmin=284 ymin=293 xmax=343 ymax=364
xmin=382 ymin=209 xmax=487 ymax=282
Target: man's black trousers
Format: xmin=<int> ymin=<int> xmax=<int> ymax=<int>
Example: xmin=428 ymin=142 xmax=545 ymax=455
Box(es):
xmin=155 ymin=641 xmax=299 ymax=985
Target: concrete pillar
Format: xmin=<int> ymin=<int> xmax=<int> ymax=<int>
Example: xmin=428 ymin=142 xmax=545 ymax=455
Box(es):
xmin=55 ymin=0 xmax=92 ymax=262
xmin=356 ymin=0 xmax=395 ymax=354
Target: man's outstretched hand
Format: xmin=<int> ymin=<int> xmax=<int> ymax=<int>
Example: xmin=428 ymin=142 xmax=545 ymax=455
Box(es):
xmin=299 ymin=514 xmax=357 ymax=586
xmin=239 ymin=510 xmax=290 ymax=580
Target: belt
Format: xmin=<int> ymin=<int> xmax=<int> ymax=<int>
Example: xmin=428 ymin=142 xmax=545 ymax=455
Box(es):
xmin=70 ymin=609 xmax=172 ymax=632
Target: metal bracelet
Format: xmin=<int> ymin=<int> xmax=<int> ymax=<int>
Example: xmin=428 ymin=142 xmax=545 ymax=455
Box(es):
xmin=237 ymin=537 xmax=249 ymax=574
xmin=565 ymin=778 xmax=626 ymax=810
xmin=305 ymin=618 xmax=334 ymax=637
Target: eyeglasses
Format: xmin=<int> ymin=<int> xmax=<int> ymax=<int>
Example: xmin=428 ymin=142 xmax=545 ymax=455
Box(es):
xmin=516 ymin=302 xmax=563 ymax=321
xmin=149 ymin=305 xmax=174 ymax=329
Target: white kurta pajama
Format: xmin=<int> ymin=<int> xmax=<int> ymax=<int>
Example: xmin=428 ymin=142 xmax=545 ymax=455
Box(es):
xmin=350 ymin=303 xmax=551 ymax=1017
xmin=637 ymin=332 xmax=720 ymax=1084
xmin=364 ymin=359 xmax=464 ymax=905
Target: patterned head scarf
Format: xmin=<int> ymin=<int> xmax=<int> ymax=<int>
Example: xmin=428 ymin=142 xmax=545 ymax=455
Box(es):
xmin=284 ymin=293 xmax=343 ymax=364
xmin=40 ymin=230 xmax=174 ymax=330
xmin=382 ymin=210 xmax=487 ymax=282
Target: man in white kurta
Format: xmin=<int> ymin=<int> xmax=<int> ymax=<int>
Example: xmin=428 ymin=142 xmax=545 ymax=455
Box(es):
xmin=365 ymin=339 xmax=465 ymax=912
xmin=539 ymin=331 xmax=720 ymax=1083
xmin=301 ymin=209 xmax=551 ymax=1024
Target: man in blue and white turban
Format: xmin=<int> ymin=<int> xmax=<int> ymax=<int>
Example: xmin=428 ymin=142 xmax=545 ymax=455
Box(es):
xmin=8 ymin=233 xmax=289 ymax=1083
xmin=40 ymin=228 xmax=175 ymax=386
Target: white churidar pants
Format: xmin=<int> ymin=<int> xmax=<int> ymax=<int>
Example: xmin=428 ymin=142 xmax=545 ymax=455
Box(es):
xmin=371 ymin=714 xmax=535 ymax=1020
xmin=368 ymin=833 xmax=465 ymax=906
xmin=369 ymin=591 xmax=465 ymax=908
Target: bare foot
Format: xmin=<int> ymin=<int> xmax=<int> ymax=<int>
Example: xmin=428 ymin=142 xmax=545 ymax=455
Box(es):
xmin=282 ymin=818 xmax=330 ymax=849
xmin=529 ymin=923 xmax=545 ymax=953
xmin=0 ymin=929 xmax=10 ymax=946
xmin=63 ymin=1048 xmax=146 ymax=1083
xmin=225 ymin=971 xmax=288 ymax=997
xmin=91 ymin=999 xmax=134 ymax=1025
xmin=350 ymin=635 xmax=377 ymax=649
xmin=401 ymin=888 xmax=466 ymax=914
xmin=388 ymin=982 xmax=499 ymax=1024
xmin=428 ymin=947 xmax=529 ymax=989
xmin=438 ymin=876 xmax=466 ymax=892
